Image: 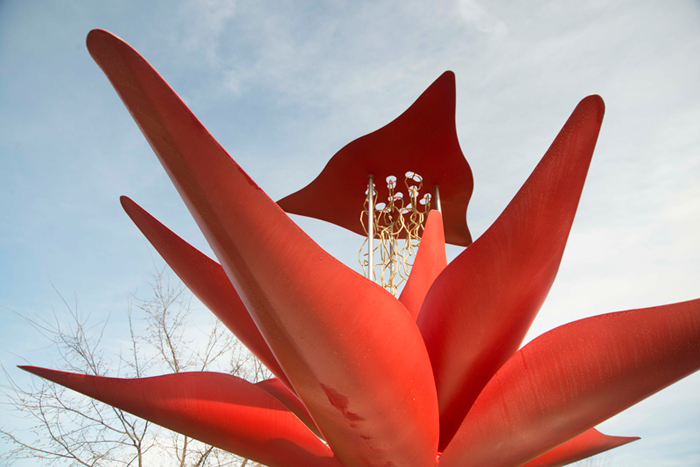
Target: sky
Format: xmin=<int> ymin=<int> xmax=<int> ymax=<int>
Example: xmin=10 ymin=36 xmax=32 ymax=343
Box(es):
xmin=1 ymin=0 xmax=700 ymax=465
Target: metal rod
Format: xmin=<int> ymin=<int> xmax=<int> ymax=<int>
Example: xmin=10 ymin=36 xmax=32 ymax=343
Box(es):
xmin=367 ymin=175 xmax=375 ymax=281
xmin=434 ymin=185 xmax=442 ymax=212
xmin=389 ymin=224 xmax=395 ymax=294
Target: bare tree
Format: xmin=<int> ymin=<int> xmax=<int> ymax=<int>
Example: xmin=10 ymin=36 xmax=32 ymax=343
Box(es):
xmin=1 ymin=265 xmax=270 ymax=467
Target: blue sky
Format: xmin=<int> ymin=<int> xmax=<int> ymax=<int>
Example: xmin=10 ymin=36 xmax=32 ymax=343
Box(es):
xmin=1 ymin=0 xmax=700 ymax=465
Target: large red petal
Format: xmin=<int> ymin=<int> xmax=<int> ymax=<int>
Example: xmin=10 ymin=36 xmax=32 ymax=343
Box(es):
xmin=438 ymin=298 xmax=700 ymax=467
xmin=418 ymin=96 xmax=605 ymax=449
xmin=277 ymin=72 xmax=473 ymax=247
xmin=519 ymin=428 xmax=638 ymax=467
xmin=120 ymin=196 xmax=290 ymax=389
xmin=399 ymin=211 xmax=447 ymax=320
xmin=87 ymin=29 xmax=438 ymax=467
xmin=19 ymin=367 xmax=339 ymax=467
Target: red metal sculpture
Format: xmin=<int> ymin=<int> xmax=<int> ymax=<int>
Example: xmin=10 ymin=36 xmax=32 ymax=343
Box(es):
xmin=21 ymin=29 xmax=700 ymax=467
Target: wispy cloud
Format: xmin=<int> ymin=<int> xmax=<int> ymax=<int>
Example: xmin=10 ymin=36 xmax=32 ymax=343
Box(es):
xmin=1 ymin=2 xmax=699 ymax=466
xmin=179 ymin=0 xmax=237 ymax=65
xmin=457 ymin=0 xmax=507 ymax=38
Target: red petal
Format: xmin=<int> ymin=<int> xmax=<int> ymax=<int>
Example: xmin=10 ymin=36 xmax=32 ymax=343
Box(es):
xmin=399 ymin=211 xmax=447 ymax=320
xmin=19 ymin=367 xmax=338 ymax=467
xmin=256 ymin=377 xmax=323 ymax=439
xmin=120 ymin=196 xmax=290 ymax=389
xmin=438 ymin=298 xmax=700 ymax=467
xmin=519 ymin=428 xmax=638 ymax=467
xmin=87 ymin=29 xmax=438 ymax=467
xmin=277 ymin=72 xmax=473 ymax=246
xmin=418 ymin=96 xmax=605 ymax=449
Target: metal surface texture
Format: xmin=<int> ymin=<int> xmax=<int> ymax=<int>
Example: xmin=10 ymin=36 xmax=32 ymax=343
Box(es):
xmin=519 ymin=429 xmax=639 ymax=467
xmin=277 ymin=71 xmax=474 ymax=247
xmin=20 ymin=27 xmax=700 ymax=467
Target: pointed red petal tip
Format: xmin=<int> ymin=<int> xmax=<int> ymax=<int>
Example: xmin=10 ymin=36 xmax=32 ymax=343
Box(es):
xmin=18 ymin=365 xmax=53 ymax=378
xmin=419 ymin=94 xmax=606 ymax=450
xmin=518 ymin=428 xmax=638 ymax=467
xmin=276 ymin=69 xmax=473 ymax=246
xmin=86 ymin=29 xmax=119 ymax=55
xmin=118 ymin=195 xmax=292 ymax=391
xmin=436 ymin=70 xmax=456 ymax=85
xmin=400 ymin=210 xmax=447 ymax=320
xmin=20 ymin=367 xmax=340 ymax=467
xmin=439 ymin=298 xmax=700 ymax=467
xmin=578 ymin=94 xmax=605 ymax=123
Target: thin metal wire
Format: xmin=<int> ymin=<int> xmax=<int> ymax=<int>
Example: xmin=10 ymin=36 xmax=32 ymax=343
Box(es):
xmin=359 ymin=172 xmax=431 ymax=295
xmin=367 ymin=175 xmax=375 ymax=281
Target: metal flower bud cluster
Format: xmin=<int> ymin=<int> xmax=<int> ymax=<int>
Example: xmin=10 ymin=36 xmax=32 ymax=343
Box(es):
xmin=359 ymin=171 xmax=432 ymax=295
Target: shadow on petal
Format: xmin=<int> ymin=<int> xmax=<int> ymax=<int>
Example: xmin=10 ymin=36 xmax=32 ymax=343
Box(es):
xmin=438 ymin=298 xmax=700 ymax=467
xmin=19 ymin=367 xmax=339 ymax=467
xmin=519 ymin=428 xmax=638 ymax=467
xmin=121 ymin=196 xmax=291 ymax=389
xmin=399 ymin=210 xmax=447 ymax=320
xmin=418 ymin=95 xmax=605 ymax=450
xmin=278 ymin=72 xmax=473 ymax=247
xmin=87 ymin=29 xmax=438 ymax=467
xmin=256 ymin=377 xmax=323 ymax=439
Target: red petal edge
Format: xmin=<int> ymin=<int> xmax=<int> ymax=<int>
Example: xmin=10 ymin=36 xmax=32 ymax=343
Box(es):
xmin=120 ymin=196 xmax=291 ymax=389
xmin=256 ymin=377 xmax=323 ymax=439
xmin=19 ymin=367 xmax=339 ymax=467
xmin=520 ymin=428 xmax=638 ymax=467
xmin=87 ymin=29 xmax=438 ymax=467
xmin=419 ymin=95 xmax=605 ymax=449
xmin=439 ymin=298 xmax=700 ymax=467
xmin=399 ymin=210 xmax=447 ymax=320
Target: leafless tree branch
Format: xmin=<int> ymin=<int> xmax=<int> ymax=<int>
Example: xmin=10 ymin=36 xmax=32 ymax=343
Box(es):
xmin=1 ymin=265 xmax=262 ymax=466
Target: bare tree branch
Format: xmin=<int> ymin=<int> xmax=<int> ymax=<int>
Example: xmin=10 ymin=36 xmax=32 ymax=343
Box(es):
xmin=1 ymin=265 xmax=259 ymax=467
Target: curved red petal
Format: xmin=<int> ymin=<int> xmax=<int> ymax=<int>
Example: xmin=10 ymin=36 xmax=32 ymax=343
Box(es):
xmin=120 ymin=196 xmax=290 ymax=389
xmin=438 ymin=298 xmax=700 ymax=467
xmin=399 ymin=211 xmax=447 ymax=320
xmin=418 ymin=95 xmax=605 ymax=449
xmin=277 ymin=72 xmax=473 ymax=247
xmin=87 ymin=29 xmax=439 ymax=467
xmin=19 ymin=367 xmax=339 ymax=467
xmin=256 ymin=378 xmax=323 ymax=439
xmin=519 ymin=428 xmax=638 ymax=467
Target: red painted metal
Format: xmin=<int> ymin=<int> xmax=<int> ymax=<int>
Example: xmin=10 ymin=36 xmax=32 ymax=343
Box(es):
xmin=19 ymin=367 xmax=339 ymax=467
xmin=277 ymin=72 xmax=473 ymax=247
xmin=519 ymin=428 xmax=639 ymax=467
xmin=86 ymin=29 xmax=439 ymax=467
xmin=120 ymin=196 xmax=291 ymax=390
xmin=399 ymin=210 xmax=447 ymax=320
xmin=417 ymin=95 xmax=605 ymax=450
xmin=438 ymin=298 xmax=700 ymax=467
xmin=255 ymin=378 xmax=322 ymax=438
xmin=21 ymin=27 xmax=700 ymax=467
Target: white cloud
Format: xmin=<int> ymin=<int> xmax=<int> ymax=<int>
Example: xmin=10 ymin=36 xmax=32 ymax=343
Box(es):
xmin=2 ymin=1 xmax=700 ymax=466
xmin=222 ymin=68 xmax=242 ymax=96
xmin=457 ymin=0 xmax=507 ymax=38
xmin=179 ymin=0 xmax=237 ymax=65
